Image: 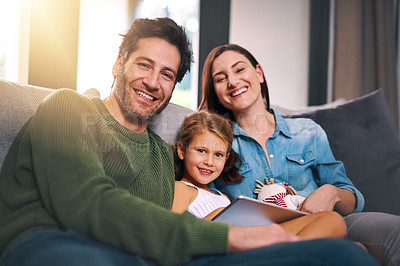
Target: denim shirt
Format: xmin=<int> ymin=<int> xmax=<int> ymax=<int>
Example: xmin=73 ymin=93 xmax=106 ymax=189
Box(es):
xmin=212 ymin=109 xmax=364 ymax=213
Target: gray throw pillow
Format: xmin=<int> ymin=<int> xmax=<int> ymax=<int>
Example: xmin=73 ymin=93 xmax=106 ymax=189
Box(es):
xmin=287 ymin=89 xmax=400 ymax=215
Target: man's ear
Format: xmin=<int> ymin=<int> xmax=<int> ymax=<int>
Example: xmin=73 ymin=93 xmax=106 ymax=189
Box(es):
xmin=112 ymin=54 xmax=123 ymax=77
xmin=255 ymin=64 xmax=264 ymax=84
xmin=177 ymin=142 xmax=185 ymax=160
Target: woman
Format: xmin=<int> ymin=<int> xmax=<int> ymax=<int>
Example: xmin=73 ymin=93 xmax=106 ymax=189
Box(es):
xmin=199 ymin=43 xmax=400 ymax=266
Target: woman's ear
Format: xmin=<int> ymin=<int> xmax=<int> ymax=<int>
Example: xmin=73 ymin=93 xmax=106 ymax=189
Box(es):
xmin=177 ymin=142 xmax=185 ymax=160
xmin=255 ymin=64 xmax=264 ymax=84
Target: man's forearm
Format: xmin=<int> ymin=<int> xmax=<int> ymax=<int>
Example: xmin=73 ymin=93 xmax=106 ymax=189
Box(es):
xmin=228 ymin=224 xmax=302 ymax=253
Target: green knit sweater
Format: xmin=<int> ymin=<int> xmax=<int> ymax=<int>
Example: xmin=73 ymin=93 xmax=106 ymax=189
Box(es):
xmin=0 ymin=89 xmax=228 ymax=265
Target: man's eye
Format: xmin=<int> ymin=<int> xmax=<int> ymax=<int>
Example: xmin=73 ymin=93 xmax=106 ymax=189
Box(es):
xmin=162 ymin=72 xmax=174 ymax=80
xmin=139 ymin=63 xmax=150 ymax=69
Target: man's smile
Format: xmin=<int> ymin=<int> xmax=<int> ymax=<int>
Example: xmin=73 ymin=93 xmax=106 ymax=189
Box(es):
xmin=135 ymin=89 xmax=157 ymax=101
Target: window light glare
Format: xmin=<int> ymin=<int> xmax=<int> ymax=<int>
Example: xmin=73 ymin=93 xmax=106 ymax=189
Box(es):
xmin=186 ymin=17 xmax=198 ymax=33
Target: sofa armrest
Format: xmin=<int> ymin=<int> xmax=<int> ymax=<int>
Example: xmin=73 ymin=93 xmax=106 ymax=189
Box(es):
xmin=0 ymin=80 xmax=54 ymax=166
xmin=0 ymin=80 xmax=101 ymax=167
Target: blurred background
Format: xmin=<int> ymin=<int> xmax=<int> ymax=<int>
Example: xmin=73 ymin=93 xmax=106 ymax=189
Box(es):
xmin=0 ymin=0 xmax=399 ymax=131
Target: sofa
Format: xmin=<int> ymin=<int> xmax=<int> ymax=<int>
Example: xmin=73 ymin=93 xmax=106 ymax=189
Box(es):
xmin=1 ymin=79 xmax=399 ymax=215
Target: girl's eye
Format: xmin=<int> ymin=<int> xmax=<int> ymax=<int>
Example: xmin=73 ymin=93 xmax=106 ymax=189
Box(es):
xmin=215 ymin=153 xmax=225 ymax=158
xmin=197 ymin=149 xmax=206 ymax=153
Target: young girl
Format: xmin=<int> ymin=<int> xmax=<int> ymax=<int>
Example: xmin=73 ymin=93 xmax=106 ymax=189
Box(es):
xmin=172 ymin=111 xmax=347 ymax=240
xmin=172 ymin=111 xmax=242 ymax=220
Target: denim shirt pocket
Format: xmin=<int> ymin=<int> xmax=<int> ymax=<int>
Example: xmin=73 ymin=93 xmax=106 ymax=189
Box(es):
xmin=285 ymin=151 xmax=316 ymax=190
xmin=286 ymin=151 xmax=315 ymax=165
xmin=239 ymin=162 xmax=252 ymax=176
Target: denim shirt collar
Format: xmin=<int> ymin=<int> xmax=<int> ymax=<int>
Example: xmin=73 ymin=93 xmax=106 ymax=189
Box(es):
xmin=232 ymin=108 xmax=292 ymax=139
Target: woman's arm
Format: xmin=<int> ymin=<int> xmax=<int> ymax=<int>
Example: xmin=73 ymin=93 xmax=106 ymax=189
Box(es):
xmin=306 ymin=122 xmax=361 ymax=215
xmin=299 ymin=184 xmax=356 ymax=215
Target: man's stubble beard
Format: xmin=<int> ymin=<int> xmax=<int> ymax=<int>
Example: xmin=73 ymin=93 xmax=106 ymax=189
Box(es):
xmin=115 ymin=72 xmax=172 ymax=122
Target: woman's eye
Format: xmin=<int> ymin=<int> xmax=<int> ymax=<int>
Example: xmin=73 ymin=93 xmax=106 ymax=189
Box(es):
xmin=214 ymin=76 xmax=226 ymax=83
xmin=236 ymin=67 xmax=244 ymax=73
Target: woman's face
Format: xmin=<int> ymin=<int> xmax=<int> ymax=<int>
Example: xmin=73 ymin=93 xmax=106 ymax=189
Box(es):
xmin=211 ymin=50 xmax=265 ymax=114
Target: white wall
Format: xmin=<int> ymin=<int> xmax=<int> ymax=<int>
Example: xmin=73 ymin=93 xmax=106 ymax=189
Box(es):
xmin=77 ymin=0 xmax=130 ymax=99
xmin=230 ymin=0 xmax=310 ymax=109
xmin=0 ymin=0 xmax=30 ymax=83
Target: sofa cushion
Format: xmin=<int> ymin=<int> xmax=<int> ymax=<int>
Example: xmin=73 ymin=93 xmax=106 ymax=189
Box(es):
xmin=148 ymin=103 xmax=192 ymax=144
xmin=287 ymin=89 xmax=400 ymax=215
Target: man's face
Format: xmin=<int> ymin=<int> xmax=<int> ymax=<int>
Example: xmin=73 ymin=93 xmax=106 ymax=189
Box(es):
xmin=113 ymin=37 xmax=181 ymax=121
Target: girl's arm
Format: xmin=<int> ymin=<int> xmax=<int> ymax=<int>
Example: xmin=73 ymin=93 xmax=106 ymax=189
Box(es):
xmin=280 ymin=211 xmax=346 ymax=239
xmin=171 ymin=181 xmax=197 ymax=213
xmin=203 ymin=207 xmax=225 ymax=220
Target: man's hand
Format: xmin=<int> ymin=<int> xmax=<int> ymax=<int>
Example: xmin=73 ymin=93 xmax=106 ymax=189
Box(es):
xmin=228 ymin=223 xmax=302 ymax=253
xmin=298 ymin=184 xmax=355 ymax=215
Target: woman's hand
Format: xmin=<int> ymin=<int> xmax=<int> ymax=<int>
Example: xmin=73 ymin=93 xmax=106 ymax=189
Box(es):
xmin=298 ymin=184 xmax=356 ymax=215
xmin=228 ymin=223 xmax=302 ymax=253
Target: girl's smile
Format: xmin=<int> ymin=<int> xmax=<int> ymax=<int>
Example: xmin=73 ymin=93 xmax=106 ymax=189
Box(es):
xmin=177 ymin=131 xmax=229 ymax=190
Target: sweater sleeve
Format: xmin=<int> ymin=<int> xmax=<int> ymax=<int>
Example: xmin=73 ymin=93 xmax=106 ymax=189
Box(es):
xmin=29 ymin=89 xmax=229 ymax=265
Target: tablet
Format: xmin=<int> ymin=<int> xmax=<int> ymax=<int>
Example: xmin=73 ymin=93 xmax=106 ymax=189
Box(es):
xmin=211 ymin=195 xmax=309 ymax=226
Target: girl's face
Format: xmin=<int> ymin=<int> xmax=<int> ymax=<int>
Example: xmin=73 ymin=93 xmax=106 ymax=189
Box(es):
xmin=211 ymin=50 xmax=265 ymax=114
xmin=177 ymin=131 xmax=229 ymax=189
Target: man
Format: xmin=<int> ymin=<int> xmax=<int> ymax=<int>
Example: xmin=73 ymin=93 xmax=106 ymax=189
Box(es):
xmin=0 ymin=17 xmax=378 ymax=266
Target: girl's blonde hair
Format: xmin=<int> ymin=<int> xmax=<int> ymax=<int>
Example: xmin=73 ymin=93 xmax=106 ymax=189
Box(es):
xmin=174 ymin=111 xmax=243 ymax=184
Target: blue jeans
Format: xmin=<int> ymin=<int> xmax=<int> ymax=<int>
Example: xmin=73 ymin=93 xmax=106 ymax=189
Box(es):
xmin=1 ymin=228 xmax=379 ymax=266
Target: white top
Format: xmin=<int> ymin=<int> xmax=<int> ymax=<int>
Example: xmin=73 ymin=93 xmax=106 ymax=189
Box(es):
xmin=180 ymin=181 xmax=231 ymax=218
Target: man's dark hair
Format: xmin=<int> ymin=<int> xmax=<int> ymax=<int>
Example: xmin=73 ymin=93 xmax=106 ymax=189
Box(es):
xmin=119 ymin=17 xmax=193 ymax=83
